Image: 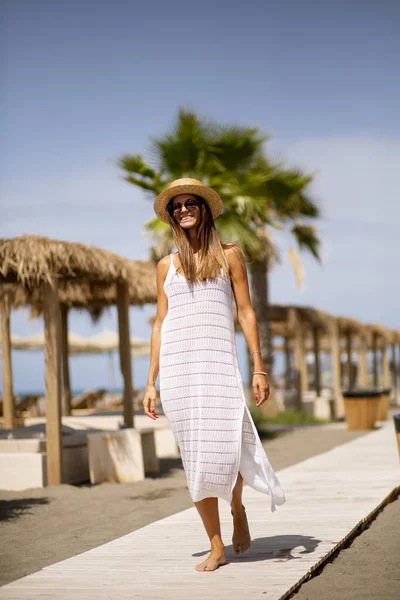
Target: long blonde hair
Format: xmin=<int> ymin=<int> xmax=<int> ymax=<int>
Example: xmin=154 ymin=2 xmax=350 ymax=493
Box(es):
xmin=167 ymin=196 xmax=230 ymax=283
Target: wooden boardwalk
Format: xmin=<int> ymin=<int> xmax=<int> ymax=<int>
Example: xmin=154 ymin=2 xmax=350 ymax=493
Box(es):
xmin=1 ymin=420 xmax=399 ymax=600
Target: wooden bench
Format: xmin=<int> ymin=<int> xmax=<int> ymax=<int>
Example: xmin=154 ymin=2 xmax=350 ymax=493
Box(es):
xmin=87 ymin=427 xmax=160 ymax=484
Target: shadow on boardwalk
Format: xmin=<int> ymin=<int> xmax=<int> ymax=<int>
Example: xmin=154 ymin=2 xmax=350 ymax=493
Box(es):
xmin=194 ymin=534 xmax=321 ymax=563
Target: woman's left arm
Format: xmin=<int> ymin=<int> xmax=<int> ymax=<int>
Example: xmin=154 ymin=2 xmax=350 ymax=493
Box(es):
xmin=226 ymin=246 xmax=270 ymax=407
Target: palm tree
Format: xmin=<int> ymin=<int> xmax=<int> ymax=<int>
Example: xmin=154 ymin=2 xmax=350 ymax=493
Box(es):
xmin=246 ymin=163 xmax=321 ymax=376
xmin=118 ymin=108 xmax=321 ymax=382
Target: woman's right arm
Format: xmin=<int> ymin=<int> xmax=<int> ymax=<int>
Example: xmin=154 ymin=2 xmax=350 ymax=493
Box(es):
xmin=142 ymin=256 xmax=170 ymax=420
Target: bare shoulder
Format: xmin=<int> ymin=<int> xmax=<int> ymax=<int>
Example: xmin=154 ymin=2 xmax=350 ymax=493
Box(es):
xmin=222 ymin=243 xmax=245 ymax=268
xmin=157 ymin=255 xmax=171 ymax=278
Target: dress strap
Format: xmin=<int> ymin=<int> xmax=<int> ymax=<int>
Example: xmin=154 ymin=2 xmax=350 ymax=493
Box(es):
xmin=169 ymin=253 xmax=176 ymax=270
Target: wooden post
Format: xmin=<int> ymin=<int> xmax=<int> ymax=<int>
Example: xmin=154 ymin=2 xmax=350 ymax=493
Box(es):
xmin=372 ymin=333 xmax=379 ymax=387
xmin=391 ymin=343 xmax=397 ymax=403
xmin=328 ymin=320 xmax=344 ymax=419
xmin=60 ymin=304 xmax=72 ymax=415
xmin=396 ymin=342 xmax=400 ymax=406
xmin=1 ymin=295 xmax=16 ymax=429
xmin=358 ymin=334 xmax=368 ymax=387
xmin=43 ymin=281 xmax=63 ymax=485
xmin=313 ymin=327 xmax=321 ymax=396
xmin=289 ymin=308 xmax=305 ymax=412
xmin=117 ymin=281 xmax=134 ymax=429
xmin=381 ymin=343 xmax=390 ymax=388
xmin=284 ymin=335 xmax=291 ymax=392
xmin=346 ymin=332 xmax=354 ymax=390
xmin=303 ymin=349 xmax=309 ymax=393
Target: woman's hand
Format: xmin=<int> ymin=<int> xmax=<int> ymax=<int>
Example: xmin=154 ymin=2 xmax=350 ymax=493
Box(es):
xmin=253 ymin=374 xmax=270 ymax=407
xmin=143 ymin=384 xmax=159 ymax=420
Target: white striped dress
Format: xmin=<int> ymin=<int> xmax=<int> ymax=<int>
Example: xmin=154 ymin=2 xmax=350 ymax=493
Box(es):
xmin=159 ymin=253 xmax=285 ymax=511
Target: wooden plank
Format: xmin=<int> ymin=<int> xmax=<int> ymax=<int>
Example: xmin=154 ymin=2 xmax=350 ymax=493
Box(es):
xmin=0 ymin=294 xmax=15 ymax=428
xmin=43 ymin=281 xmax=63 ymax=485
xmin=1 ymin=421 xmax=398 ymax=599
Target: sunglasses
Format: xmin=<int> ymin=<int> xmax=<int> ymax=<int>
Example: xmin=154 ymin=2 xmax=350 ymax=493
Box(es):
xmin=168 ymin=199 xmax=202 ymax=216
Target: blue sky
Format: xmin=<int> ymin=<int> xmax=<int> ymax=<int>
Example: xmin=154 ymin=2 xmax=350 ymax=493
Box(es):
xmin=1 ymin=0 xmax=399 ymax=393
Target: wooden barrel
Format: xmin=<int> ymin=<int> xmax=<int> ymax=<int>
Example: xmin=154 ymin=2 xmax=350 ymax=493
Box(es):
xmin=393 ymin=413 xmax=400 ymax=459
xmin=377 ymin=388 xmax=391 ymax=421
xmin=342 ymin=389 xmax=381 ymax=430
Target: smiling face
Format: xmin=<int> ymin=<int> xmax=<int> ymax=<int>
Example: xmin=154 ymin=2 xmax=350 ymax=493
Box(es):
xmin=169 ymin=193 xmax=203 ymax=230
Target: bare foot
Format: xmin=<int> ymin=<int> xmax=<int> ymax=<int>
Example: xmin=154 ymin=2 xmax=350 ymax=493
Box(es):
xmin=195 ymin=546 xmax=227 ymax=572
xmin=231 ymin=505 xmax=251 ymax=554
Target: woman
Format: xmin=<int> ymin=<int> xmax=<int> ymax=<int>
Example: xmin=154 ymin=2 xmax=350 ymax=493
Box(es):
xmin=143 ymin=178 xmax=285 ymax=572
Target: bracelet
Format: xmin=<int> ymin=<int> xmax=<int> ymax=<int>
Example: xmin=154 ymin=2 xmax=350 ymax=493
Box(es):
xmin=253 ymin=371 xmax=268 ymax=376
xmin=251 ymin=351 xmax=261 ymax=357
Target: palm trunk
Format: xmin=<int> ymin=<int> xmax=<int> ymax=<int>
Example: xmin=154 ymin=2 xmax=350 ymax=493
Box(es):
xmin=250 ymin=258 xmax=273 ymax=376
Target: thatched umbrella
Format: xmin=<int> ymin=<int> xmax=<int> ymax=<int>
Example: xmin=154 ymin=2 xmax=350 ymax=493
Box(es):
xmin=11 ymin=331 xmax=88 ymax=351
xmin=10 ymin=330 xmax=150 ymax=392
xmin=10 ymin=330 xmax=150 ymax=356
xmin=1 ymin=258 xmax=156 ymax=416
xmin=244 ymin=304 xmax=343 ymax=417
xmin=1 ymin=247 xmax=156 ymax=410
xmin=0 ymin=235 xmax=155 ymax=485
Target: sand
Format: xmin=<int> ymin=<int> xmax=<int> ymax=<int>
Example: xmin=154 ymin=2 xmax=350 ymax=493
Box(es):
xmin=0 ymin=425 xmax=398 ymax=598
xmin=292 ymin=493 xmax=400 ymax=600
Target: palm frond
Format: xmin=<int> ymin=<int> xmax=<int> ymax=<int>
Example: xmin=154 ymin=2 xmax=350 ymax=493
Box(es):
xmin=117 ymin=154 xmax=165 ymax=193
xmin=118 ymin=107 xmax=322 ymax=274
xmin=215 ymin=211 xmax=260 ymax=255
xmin=291 ymin=224 xmax=321 ymax=261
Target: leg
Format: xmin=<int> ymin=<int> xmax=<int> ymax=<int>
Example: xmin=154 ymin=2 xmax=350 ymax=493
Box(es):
xmin=194 ymin=497 xmax=227 ymax=572
xmin=230 ymin=472 xmax=251 ymax=554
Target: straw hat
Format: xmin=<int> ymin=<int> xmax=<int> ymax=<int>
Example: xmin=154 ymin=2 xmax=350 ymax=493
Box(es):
xmin=154 ymin=178 xmax=223 ymax=223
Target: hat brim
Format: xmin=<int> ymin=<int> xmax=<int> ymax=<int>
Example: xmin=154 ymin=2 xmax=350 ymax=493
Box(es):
xmin=154 ymin=184 xmax=223 ymax=223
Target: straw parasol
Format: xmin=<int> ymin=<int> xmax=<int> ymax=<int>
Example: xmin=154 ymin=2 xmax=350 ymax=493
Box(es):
xmin=10 ymin=330 xmax=150 ymax=357
xmin=0 ymin=235 xmax=156 ymax=486
xmin=10 ymin=330 xmax=150 ymax=391
xmin=1 ymin=260 xmax=156 ymax=318
xmin=0 ymin=235 xmax=131 ymax=285
xmin=10 ymin=332 xmax=88 ymax=351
